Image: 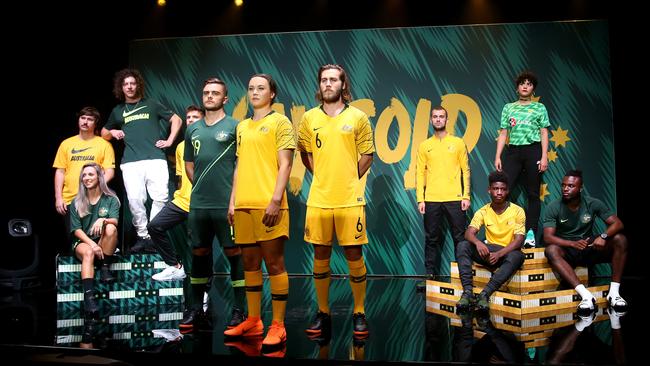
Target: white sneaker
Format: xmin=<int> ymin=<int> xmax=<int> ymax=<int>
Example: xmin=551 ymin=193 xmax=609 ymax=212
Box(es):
xmin=523 ymin=229 xmax=536 ymax=248
xmin=577 ymin=296 xmax=596 ymax=312
xmin=607 ymin=306 xmax=625 ymax=329
xmin=152 ymin=329 xmax=183 ymax=341
xmin=607 ymin=294 xmax=628 ymax=309
xmin=575 ymin=312 xmax=596 ymax=331
xmin=152 ymin=265 xmax=186 ymax=281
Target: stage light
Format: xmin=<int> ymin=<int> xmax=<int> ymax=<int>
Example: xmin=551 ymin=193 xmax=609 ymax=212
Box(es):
xmin=234 ymin=0 xmax=243 ymax=7
xmin=157 ymin=0 xmax=166 ymax=7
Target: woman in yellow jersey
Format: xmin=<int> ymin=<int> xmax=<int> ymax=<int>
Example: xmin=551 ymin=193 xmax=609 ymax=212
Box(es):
xmin=224 ymin=74 xmax=295 ymax=348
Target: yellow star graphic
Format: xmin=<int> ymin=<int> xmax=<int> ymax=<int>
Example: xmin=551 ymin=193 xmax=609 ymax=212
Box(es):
xmin=550 ymin=127 xmax=571 ymax=148
xmin=540 ymin=183 xmax=550 ymax=202
xmin=532 ymin=95 xmax=541 ymax=102
xmin=548 ymin=149 xmax=558 ymax=162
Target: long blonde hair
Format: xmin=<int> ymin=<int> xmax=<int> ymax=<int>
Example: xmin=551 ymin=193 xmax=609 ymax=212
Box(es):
xmin=73 ymin=163 xmax=120 ymax=217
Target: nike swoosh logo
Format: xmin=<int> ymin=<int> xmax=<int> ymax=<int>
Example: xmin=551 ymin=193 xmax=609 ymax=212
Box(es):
xmin=427 ymin=149 xmax=433 ymax=152
xmin=265 ymin=228 xmax=275 ymax=233
xmin=71 ymin=147 xmax=91 ymax=154
xmin=560 ymin=219 xmax=569 ymax=223
xmin=313 ymin=127 xmax=323 ymax=131
xmin=354 ymin=234 xmax=362 ymax=239
xmin=122 ymin=106 xmax=148 ymax=118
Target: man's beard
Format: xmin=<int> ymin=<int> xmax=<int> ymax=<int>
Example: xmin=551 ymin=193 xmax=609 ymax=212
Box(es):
xmin=321 ymin=89 xmax=342 ymax=103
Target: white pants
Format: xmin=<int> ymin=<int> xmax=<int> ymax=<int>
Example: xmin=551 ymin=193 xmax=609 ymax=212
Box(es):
xmin=121 ymin=159 xmax=169 ymax=238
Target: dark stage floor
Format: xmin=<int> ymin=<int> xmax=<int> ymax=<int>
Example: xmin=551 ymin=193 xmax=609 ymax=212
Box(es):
xmin=0 ymin=276 xmax=642 ymax=365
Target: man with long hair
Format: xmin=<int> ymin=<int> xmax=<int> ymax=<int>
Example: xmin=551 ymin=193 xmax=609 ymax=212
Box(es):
xmin=101 ymin=69 xmax=182 ymax=253
xmin=298 ymin=64 xmax=374 ymax=339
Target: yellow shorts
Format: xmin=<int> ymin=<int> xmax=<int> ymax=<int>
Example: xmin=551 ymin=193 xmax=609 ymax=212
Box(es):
xmin=234 ymin=209 xmax=289 ymax=244
xmin=304 ymin=206 xmax=368 ymax=246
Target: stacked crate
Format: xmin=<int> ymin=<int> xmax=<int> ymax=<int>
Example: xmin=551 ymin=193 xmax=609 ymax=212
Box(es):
xmin=55 ymin=253 xmax=185 ymax=347
xmin=426 ymin=248 xmax=609 ymax=346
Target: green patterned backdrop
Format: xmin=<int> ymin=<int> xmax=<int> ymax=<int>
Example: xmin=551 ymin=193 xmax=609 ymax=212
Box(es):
xmin=129 ymin=20 xmax=614 ymax=276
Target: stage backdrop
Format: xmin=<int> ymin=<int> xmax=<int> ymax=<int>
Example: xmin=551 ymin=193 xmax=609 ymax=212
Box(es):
xmin=129 ymin=20 xmax=614 ymax=276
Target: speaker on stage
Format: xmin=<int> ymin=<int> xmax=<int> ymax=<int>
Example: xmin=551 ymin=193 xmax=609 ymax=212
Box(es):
xmin=0 ymin=218 xmax=41 ymax=290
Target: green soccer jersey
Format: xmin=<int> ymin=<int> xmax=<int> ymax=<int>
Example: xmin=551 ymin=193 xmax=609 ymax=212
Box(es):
xmin=542 ymin=196 xmax=614 ymax=240
xmin=499 ymin=101 xmax=550 ymax=146
xmin=184 ymin=116 xmax=238 ymax=209
xmin=69 ymin=194 xmax=120 ymax=237
xmin=105 ymin=98 xmax=175 ymax=164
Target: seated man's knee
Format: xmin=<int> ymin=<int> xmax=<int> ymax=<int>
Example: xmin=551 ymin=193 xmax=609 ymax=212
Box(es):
xmin=81 ymin=247 xmax=94 ymax=262
xmin=611 ymin=233 xmax=628 ymax=250
xmin=545 ymin=245 xmax=563 ymax=262
xmin=455 ymin=240 xmax=472 ymax=255
xmin=104 ymin=223 xmax=117 ymax=237
xmin=508 ymin=250 xmax=525 ymax=266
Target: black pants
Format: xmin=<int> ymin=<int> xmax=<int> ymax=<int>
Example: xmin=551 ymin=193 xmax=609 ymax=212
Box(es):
xmin=502 ymin=142 xmax=542 ymax=233
xmin=147 ymin=202 xmax=188 ymax=265
xmin=455 ymin=241 xmax=524 ymax=295
xmin=423 ymin=201 xmax=466 ymax=275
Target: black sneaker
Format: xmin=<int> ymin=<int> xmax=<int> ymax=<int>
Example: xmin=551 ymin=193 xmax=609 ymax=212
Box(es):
xmin=129 ymin=237 xmax=149 ymax=254
xmin=352 ymin=312 xmax=369 ymax=338
xmin=459 ymin=309 xmax=474 ymax=327
xmin=305 ymin=311 xmax=331 ymax=335
xmin=456 ymin=290 xmax=474 ymax=311
xmin=475 ymin=292 xmax=490 ymax=312
xmin=227 ymin=307 xmax=245 ymax=329
xmin=307 ymin=324 xmax=331 ymax=345
xmin=99 ymin=264 xmax=115 ymax=284
xmin=475 ymin=311 xmax=491 ymax=330
xmin=179 ymin=308 xmax=205 ymax=332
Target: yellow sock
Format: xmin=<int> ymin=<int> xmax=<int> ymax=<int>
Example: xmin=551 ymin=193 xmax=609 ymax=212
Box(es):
xmin=269 ymin=272 xmax=289 ymax=323
xmin=347 ymin=257 xmax=366 ymax=314
xmin=244 ymin=270 xmax=263 ymax=318
xmin=313 ymin=258 xmax=331 ymax=313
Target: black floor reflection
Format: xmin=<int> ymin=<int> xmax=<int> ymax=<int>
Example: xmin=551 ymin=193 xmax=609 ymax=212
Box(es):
xmin=454 ymin=310 xmax=527 ymax=363
xmin=0 ymin=276 xmax=641 ymax=364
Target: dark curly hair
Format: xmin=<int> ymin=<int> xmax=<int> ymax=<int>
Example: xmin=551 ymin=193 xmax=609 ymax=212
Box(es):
xmin=515 ymin=70 xmax=538 ymax=89
xmin=113 ymin=68 xmax=145 ymax=101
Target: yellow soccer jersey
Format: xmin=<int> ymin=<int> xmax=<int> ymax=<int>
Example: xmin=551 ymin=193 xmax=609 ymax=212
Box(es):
xmin=235 ymin=112 xmax=295 ymax=209
xmin=469 ymin=203 xmax=525 ymax=247
xmin=53 ymin=135 xmax=116 ymax=205
xmin=416 ymin=135 xmax=470 ymax=202
xmin=171 ymin=141 xmax=191 ymax=212
xmin=297 ymin=105 xmax=375 ymax=208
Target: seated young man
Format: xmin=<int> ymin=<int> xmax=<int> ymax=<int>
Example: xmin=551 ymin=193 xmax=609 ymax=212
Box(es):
xmin=543 ymin=169 xmax=628 ymax=313
xmin=456 ymin=171 xmax=525 ymax=311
